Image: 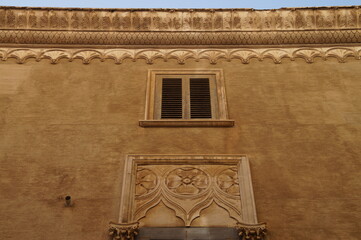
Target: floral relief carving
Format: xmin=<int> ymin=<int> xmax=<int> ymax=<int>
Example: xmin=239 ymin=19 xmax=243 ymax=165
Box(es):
xmin=29 ymin=11 xmax=37 ymax=28
xmin=71 ymin=12 xmax=80 ymax=29
xmin=0 ymin=7 xmax=358 ymax=32
xmin=49 ymin=11 xmax=59 ymax=28
xmin=6 ymin=10 xmax=15 ymax=27
xmin=17 ymin=13 xmax=27 ymax=28
xmin=135 ymin=168 xmax=157 ymax=197
xmin=0 ymin=8 xmax=360 ymax=46
xmin=102 ymin=15 xmax=111 ymax=29
xmin=132 ymin=12 xmax=141 ymax=30
xmin=172 ymin=11 xmax=182 ymax=29
xmin=241 ymin=12 xmax=254 ymax=29
xmin=217 ymin=167 xmax=240 ymax=196
xmin=214 ymin=13 xmax=223 ymax=29
xmin=117 ymin=156 xmax=265 ymax=231
xmin=80 ymin=12 xmax=90 ymax=29
xmin=132 ymin=163 xmax=245 ymax=227
xmin=166 ymin=167 xmax=209 ymax=195
xmin=91 ymin=12 xmax=100 ymax=29
xmin=153 ymin=12 xmax=171 ymax=30
xmin=284 ymin=12 xmax=294 ymax=29
xmin=40 ymin=11 xmax=49 ymax=28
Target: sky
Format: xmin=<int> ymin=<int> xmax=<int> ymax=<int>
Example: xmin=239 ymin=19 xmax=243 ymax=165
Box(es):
xmin=0 ymin=0 xmax=360 ymax=9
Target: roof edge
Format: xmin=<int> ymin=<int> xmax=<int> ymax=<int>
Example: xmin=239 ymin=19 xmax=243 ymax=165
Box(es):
xmin=0 ymin=5 xmax=360 ymax=12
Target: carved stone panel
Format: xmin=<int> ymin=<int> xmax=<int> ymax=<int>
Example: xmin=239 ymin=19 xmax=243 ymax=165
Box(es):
xmin=117 ymin=155 xmax=260 ymax=228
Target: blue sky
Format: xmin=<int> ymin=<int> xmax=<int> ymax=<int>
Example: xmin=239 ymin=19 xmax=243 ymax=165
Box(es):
xmin=0 ymin=0 xmax=359 ymax=9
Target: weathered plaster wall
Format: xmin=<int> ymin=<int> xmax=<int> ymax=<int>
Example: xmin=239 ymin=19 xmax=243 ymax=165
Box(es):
xmin=0 ymin=58 xmax=360 ymax=239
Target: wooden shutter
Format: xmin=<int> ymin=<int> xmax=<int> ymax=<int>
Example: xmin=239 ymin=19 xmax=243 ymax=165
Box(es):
xmin=161 ymin=78 xmax=183 ymax=119
xmin=189 ymin=78 xmax=212 ymax=119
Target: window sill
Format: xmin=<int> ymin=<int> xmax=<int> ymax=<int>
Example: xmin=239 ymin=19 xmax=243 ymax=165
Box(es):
xmin=139 ymin=120 xmax=235 ymax=127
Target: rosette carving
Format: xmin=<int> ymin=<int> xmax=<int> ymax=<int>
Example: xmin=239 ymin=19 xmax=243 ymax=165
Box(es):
xmin=166 ymin=167 xmax=209 ymax=195
xmin=118 ymin=155 xmax=265 ymax=230
xmin=135 ymin=168 xmax=157 ymax=197
xmin=217 ymin=167 xmax=240 ymax=196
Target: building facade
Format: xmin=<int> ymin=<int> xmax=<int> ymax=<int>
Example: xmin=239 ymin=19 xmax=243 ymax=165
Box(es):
xmin=0 ymin=6 xmax=361 ymax=240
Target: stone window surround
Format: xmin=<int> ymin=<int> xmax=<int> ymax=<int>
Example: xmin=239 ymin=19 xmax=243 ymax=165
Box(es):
xmin=139 ymin=69 xmax=235 ymax=127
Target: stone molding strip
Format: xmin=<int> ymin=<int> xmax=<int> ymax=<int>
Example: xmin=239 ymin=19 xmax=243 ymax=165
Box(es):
xmin=1 ymin=46 xmax=361 ymax=64
xmin=0 ymin=29 xmax=360 ymax=46
xmin=1 ymin=6 xmax=360 ymax=32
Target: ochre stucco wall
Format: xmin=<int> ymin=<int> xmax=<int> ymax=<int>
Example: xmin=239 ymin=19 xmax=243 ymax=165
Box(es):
xmin=0 ymin=58 xmax=360 ymax=239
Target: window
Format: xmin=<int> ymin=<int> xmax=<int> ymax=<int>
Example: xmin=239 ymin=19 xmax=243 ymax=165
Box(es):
xmin=140 ymin=70 xmax=234 ymax=127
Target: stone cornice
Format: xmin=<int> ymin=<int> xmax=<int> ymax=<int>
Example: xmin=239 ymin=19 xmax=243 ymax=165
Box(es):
xmin=0 ymin=6 xmax=361 ymax=46
xmin=1 ymin=46 xmax=360 ymax=64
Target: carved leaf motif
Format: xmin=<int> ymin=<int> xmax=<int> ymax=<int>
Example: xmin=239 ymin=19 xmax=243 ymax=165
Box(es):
xmin=73 ymin=50 xmax=101 ymax=64
xmin=293 ymin=49 xmax=322 ymax=63
xmin=9 ymin=49 xmax=38 ymax=63
xmin=262 ymin=49 xmax=290 ymax=64
xmin=135 ymin=50 xmax=165 ymax=64
xmin=42 ymin=50 xmax=70 ymax=63
xmin=1 ymin=47 xmax=361 ymax=65
xmin=231 ymin=50 xmax=259 ymax=64
xmin=199 ymin=50 xmax=226 ymax=64
xmin=168 ymin=50 xmax=195 ymax=64
xmin=325 ymin=48 xmax=356 ymax=62
xmin=104 ymin=50 xmax=133 ymax=64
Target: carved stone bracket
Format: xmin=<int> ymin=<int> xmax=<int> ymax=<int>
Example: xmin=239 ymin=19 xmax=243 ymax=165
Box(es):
xmin=1 ymin=46 xmax=361 ymax=65
xmin=236 ymin=223 xmax=267 ymax=240
xmin=109 ymin=222 xmax=139 ymax=240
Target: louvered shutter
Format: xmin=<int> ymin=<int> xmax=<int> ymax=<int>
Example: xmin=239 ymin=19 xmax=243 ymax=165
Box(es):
xmin=189 ymin=78 xmax=212 ymax=119
xmin=161 ymin=78 xmax=183 ymax=119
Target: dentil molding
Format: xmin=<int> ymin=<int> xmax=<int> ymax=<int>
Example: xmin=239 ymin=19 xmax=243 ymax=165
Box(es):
xmin=1 ymin=46 xmax=361 ymax=64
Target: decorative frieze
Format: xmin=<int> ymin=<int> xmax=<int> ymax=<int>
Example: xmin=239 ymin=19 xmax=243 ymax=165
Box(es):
xmin=0 ymin=6 xmax=360 ymax=46
xmin=1 ymin=46 xmax=360 ymax=64
xmin=0 ymin=6 xmax=360 ymax=31
xmin=0 ymin=29 xmax=360 ymax=46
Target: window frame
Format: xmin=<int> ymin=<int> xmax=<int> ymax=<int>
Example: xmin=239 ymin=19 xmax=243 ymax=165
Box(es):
xmin=140 ymin=69 xmax=234 ymax=127
xmin=154 ymin=74 xmax=218 ymax=120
